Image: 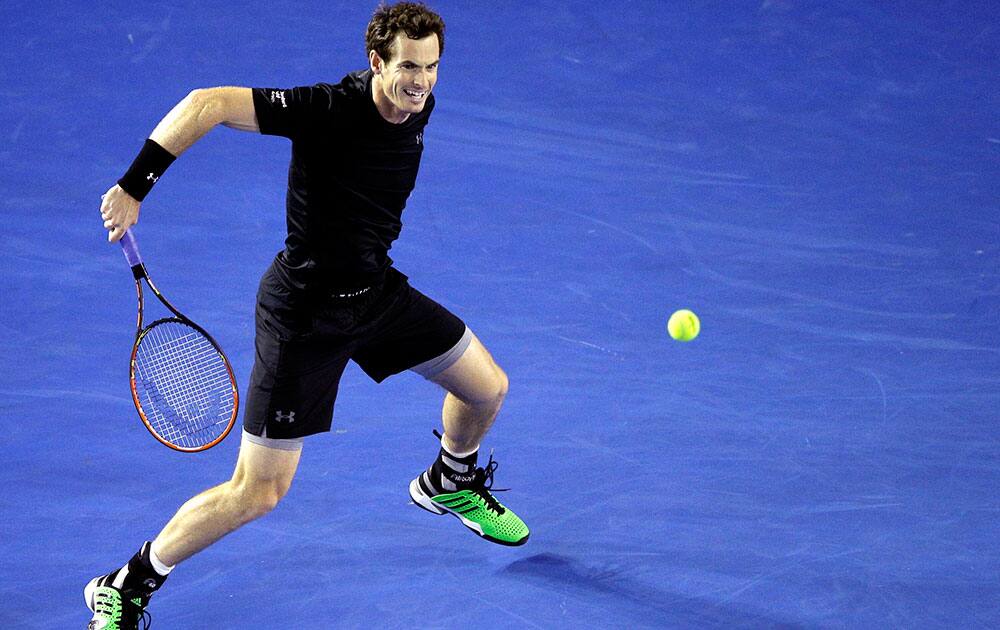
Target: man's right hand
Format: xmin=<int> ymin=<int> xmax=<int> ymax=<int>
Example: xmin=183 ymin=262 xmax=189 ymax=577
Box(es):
xmin=100 ymin=184 xmax=140 ymax=243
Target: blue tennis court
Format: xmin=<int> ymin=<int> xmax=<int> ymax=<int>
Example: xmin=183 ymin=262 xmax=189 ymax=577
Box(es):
xmin=3 ymin=1 xmax=998 ymax=627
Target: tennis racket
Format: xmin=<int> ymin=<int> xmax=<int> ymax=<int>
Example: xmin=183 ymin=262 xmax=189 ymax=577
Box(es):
xmin=120 ymin=229 xmax=238 ymax=452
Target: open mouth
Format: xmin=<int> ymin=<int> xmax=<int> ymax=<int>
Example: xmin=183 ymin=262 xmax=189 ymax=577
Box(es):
xmin=402 ymin=88 xmax=426 ymax=100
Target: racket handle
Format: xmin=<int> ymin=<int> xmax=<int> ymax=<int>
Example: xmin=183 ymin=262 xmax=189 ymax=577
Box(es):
xmin=120 ymin=229 xmax=144 ymax=268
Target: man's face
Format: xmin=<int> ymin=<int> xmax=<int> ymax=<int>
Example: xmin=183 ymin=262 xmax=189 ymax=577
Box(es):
xmin=370 ymin=33 xmax=439 ymax=123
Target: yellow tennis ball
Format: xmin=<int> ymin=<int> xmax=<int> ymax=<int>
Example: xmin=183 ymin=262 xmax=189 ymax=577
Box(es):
xmin=668 ymin=309 xmax=700 ymax=342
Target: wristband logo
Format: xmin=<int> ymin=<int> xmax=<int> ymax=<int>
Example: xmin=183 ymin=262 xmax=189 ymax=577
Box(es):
xmin=270 ymin=90 xmax=288 ymax=108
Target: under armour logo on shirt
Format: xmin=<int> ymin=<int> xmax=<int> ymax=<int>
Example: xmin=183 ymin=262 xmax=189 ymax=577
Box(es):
xmin=416 ymin=132 xmax=422 ymax=145
xmin=270 ymin=90 xmax=288 ymax=108
xmin=274 ymin=410 xmax=296 ymax=423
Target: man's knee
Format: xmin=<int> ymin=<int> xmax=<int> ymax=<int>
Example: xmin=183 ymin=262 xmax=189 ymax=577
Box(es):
xmin=456 ymin=358 xmax=508 ymax=408
xmin=230 ymin=474 xmax=292 ymax=522
xmin=491 ymin=363 xmax=509 ymax=404
xmin=229 ymin=432 xmax=301 ymax=522
xmin=435 ymin=336 xmax=509 ymax=407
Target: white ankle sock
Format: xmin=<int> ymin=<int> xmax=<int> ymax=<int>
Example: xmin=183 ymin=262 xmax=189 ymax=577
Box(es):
xmin=441 ymin=435 xmax=478 ymax=459
xmin=148 ymin=544 xmax=175 ymax=576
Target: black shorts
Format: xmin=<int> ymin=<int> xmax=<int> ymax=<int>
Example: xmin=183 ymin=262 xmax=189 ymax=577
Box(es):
xmin=243 ymin=264 xmax=468 ymax=440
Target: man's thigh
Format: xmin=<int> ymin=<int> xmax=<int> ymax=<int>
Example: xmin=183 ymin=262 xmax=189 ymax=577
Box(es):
xmin=233 ymin=430 xmax=303 ymax=496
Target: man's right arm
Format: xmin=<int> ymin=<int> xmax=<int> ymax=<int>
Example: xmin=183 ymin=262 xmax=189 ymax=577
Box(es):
xmin=150 ymin=87 xmax=258 ymax=155
xmin=101 ymin=87 xmax=258 ymax=242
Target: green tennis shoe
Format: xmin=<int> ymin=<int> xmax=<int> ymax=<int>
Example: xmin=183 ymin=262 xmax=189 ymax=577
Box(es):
xmin=409 ymin=452 xmax=529 ymax=546
xmin=85 ymin=579 xmax=151 ymax=630
xmin=85 ymin=584 xmax=150 ymax=630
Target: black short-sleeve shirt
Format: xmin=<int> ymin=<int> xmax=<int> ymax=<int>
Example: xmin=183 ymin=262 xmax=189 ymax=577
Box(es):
xmin=252 ymin=70 xmax=434 ymax=293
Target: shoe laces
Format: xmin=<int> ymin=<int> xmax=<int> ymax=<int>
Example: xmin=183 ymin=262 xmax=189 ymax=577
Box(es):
xmin=469 ymin=452 xmax=508 ymax=516
xmin=120 ymin=592 xmax=153 ymax=630
xmin=431 ymin=430 xmax=511 ymax=515
xmin=127 ymin=598 xmax=153 ymax=630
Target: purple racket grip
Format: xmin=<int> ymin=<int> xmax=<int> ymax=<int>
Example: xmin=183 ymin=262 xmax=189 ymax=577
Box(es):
xmin=119 ymin=229 xmax=144 ymax=268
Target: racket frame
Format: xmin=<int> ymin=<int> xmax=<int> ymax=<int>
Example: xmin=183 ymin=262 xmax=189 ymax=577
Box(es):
xmin=121 ymin=230 xmax=239 ymax=452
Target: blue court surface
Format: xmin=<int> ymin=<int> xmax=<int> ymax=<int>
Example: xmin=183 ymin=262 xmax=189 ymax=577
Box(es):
xmin=2 ymin=1 xmax=998 ymax=628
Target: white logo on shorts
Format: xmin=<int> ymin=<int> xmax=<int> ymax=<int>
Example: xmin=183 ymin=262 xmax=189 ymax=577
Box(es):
xmin=274 ymin=410 xmax=296 ymax=423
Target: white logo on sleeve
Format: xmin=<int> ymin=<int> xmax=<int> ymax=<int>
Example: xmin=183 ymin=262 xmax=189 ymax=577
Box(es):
xmin=274 ymin=410 xmax=296 ymax=423
xmin=270 ymin=90 xmax=288 ymax=108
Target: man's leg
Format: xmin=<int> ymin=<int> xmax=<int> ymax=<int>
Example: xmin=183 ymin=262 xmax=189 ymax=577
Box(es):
xmin=85 ymin=432 xmax=302 ymax=625
xmin=408 ymin=331 xmax=529 ymax=546
xmin=152 ymin=431 xmax=302 ymax=565
xmin=427 ymin=333 xmax=509 ymax=454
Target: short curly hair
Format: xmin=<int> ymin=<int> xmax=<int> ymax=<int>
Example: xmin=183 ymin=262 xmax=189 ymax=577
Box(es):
xmin=366 ymin=2 xmax=445 ymax=63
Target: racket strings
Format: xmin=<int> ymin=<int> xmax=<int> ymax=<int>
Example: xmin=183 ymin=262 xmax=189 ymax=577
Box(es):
xmin=133 ymin=321 xmax=235 ymax=449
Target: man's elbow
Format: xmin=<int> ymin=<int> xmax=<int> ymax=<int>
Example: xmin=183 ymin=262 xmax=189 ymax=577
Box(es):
xmin=186 ymin=88 xmax=226 ymax=125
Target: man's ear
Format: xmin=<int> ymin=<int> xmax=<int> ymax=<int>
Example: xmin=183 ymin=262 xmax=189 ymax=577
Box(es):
xmin=369 ymin=49 xmax=382 ymax=75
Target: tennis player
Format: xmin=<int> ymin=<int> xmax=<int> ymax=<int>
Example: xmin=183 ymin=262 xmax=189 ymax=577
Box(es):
xmin=89 ymin=3 xmax=528 ymax=627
